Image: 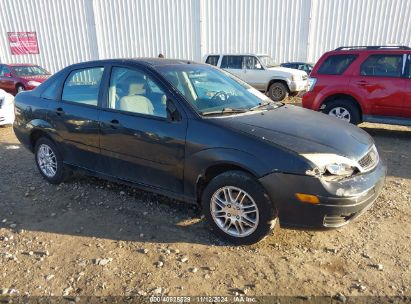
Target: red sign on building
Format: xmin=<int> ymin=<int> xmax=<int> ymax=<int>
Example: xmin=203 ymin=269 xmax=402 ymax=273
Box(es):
xmin=7 ymin=32 xmax=39 ymax=55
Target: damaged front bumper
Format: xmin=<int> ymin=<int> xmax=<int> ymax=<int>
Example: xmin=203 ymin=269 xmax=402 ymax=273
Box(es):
xmin=259 ymin=159 xmax=386 ymax=229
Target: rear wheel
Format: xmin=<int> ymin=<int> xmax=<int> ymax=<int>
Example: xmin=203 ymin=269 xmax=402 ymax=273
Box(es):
xmin=323 ymin=100 xmax=361 ymax=125
xmin=268 ymin=82 xmax=289 ymax=101
xmin=201 ymin=171 xmax=277 ymax=245
xmin=34 ymin=137 xmax=70 ymax=184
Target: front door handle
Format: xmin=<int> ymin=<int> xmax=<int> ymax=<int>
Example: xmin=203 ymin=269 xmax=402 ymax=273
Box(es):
xmin=357 ymin=80 xmax=370 ymax=86
xmin=109 ymin=119 xmax=122 ymax=129
xmin=56 ymin=107 xmax=65 ymax=116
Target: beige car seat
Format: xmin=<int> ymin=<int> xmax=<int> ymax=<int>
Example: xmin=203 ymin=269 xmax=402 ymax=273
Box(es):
xmin=119 ymin=78 xmax=154 ymax=115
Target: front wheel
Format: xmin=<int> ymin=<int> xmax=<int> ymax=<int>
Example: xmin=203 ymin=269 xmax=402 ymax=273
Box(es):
xmin=34 ymin=137 xmax=70 ymax=184
xmin=201 ymin=171 xmax=277 ymax=245
xmin=16 ymin=85 xmax=25 ymax=94
xmin=268 ymin=82 xmax=289 ymax=101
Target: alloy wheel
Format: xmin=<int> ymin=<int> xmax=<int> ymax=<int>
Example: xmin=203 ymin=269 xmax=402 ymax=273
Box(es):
xmin=329 ymin=106 xmax=351 ymax=122
xmin=37 ymin=144 xmax=58 ymax=178
xmin=210 ymin=186 xmax=259 ymax=238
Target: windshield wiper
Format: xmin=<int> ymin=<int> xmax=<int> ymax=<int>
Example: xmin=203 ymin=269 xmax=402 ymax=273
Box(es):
xmin=201 ymin=107 xmax=248 ymax=116
xmin=249 ymin=101 xmax=284 ymax=111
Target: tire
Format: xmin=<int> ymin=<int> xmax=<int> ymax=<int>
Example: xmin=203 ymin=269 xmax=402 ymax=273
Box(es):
xmin=268 ymin=82 xmax=289 ymax=101
xmin=201 ymin=170 xmax=277 ymax=245
xmin=34 ymin=137 xmax=70 ymax=184
xmin=16 ymin=84 xmax=25 ymax=94
xmin=323 ymin=100 xmax=361 ymax=125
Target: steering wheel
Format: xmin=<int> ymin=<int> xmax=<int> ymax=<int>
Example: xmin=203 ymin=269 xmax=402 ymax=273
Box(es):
xmin=211 ymin=91 xmax=229 ymax=102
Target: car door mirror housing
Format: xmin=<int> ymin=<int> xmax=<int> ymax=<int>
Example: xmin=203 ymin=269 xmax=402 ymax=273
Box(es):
xmin=255 ymin=63 xmax=262 ymax=70
xmin=4 ymin=73 xmax=11 ymax=77
xmin=166 ymin=99 xmax=181 ymax=122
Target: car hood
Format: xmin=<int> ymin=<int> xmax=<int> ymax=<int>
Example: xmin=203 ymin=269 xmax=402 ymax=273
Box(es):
xmin=213 ymin=105 xmax=374 ymax=160
xmin=19 ymin=75 xmax=50 ymax=82
xmin=267 ymin=66 xmax=307 ymax=77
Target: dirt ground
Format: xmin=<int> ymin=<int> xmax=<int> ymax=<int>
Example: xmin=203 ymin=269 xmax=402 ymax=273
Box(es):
xmin=0 ymin=104 xmax=410 ymax=300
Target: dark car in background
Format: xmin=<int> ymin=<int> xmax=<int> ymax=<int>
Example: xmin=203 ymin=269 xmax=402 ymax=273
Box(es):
xmin=13 ymin=59 xmax=385 ymax=244
xmin=281 ymin=62 xmax=314 ymax=74
xmin=303 ymin=45 xmax=411 ymax=125
xmin=0 ymin=63 xmax=51 ymax=95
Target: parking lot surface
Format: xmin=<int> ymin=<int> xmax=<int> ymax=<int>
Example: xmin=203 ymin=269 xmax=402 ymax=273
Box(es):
xmin=0 ymin=117 xmax=410 ymax=298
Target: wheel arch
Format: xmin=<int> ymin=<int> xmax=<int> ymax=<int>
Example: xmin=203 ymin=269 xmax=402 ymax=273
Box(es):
xmin=195 ymin=163 xmax=258 ymax=205
xmin=321 ymin=93 xmax=363 ymax=119
xmin=266 ymin=78 xmax=290 ymax=92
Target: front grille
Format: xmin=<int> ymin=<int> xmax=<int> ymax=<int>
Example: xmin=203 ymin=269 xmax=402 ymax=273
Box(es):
xmin=323 ymin=214 xmax=354 ymax=228
xmin=358 ymin=145 xmax=379 ymax=172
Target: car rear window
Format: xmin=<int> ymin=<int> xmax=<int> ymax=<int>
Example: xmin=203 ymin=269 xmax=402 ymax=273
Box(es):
xmin=317 ymin=54 xmax=358 ymax=75
xmin=221 ymin=56 xmax=243 ymax=69
xmin=62 ymin=67 xmax=104 ymax=106
xmin=205 ymin=55 xmax=220 ymax=66
xmin=360 ymin=54 xmax=403 ymax=77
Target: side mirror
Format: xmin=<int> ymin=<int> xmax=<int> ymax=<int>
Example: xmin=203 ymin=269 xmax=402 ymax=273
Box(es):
xmin=4 ymin=73 xmax=11 ymax=77
xmin=166 ymin=99 xmax=181 ymax=122
xmin=255 ymin=63 xmax=262 ymax=70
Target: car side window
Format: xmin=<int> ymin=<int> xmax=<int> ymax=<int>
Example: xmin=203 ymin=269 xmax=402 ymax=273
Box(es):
xmin=221 ymin=56 xmax=242 ymax=69
xmin=360 ymin=54 xmax=403 ymax=78
xmin=62 ymin=67 xmax=104 ymax=106
xmin=41 ymin=74 xmax=65 ymax=100
xmin=108 ymin=67 xmax=167 ymax=118
xmin=318 ymin=54 xmax=358 ymax=75
xmin=0 ymin=66 xmax=11 ymax=76
xmin=205 ymin=56 xmax=220 ymax=66
xmin=243 ymin=56 xmax=261 ymax=70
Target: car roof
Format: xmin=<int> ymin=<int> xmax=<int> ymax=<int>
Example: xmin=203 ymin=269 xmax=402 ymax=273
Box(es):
xmin=5 ymin=63 xmax=38 ymax=67
xmin=206 ymin=53 xmax=269 ymax=57
xmin=69 ymin=58 xmax=199 ymax=68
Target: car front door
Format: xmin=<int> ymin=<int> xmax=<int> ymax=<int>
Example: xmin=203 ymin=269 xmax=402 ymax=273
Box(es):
xmin=350 ymin=53 xmax=406 ymax=117
xmin=0 ymin=65 xmax=16 ymax=94
xmin=240 ymin=56 xmax=266 ymax=90
xmin=99 ymin=65 xmax=187 ymax=193
xmin=46 ymin=65 xmax=105 ymax=170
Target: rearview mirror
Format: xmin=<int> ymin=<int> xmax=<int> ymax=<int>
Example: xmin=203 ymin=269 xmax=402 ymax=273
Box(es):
xmin=166 ymin=99 xmax=181 ymax=122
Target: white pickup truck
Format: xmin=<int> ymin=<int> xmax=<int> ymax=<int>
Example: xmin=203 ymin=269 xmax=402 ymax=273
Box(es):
xmin=203 ymin=53 xmax=308 ymax=101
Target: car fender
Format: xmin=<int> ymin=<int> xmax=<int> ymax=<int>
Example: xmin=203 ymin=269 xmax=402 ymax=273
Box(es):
xmin=183 ymin=147 xmax=270 ymax=200
xmin=265 ymin=76 xmax=291 ymax=91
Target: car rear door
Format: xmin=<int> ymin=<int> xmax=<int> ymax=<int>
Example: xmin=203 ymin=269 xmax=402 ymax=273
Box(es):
xmin=98 ymin=64 xmax=187 ymax=193
xmin=220 ymin=55 xmax=244 ymax=79
xmin=46 ymin=65 xmax=105 ymax=170
xmin=350 ymin=53 xmax=406 ymax=117
xmin=402 ymin=53 xmax=411 ymax=118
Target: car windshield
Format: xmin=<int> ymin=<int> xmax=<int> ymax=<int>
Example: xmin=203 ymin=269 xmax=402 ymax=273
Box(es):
xmin=156 ymin=64 xmax=279 ymax=115
xmin=258 ymin=56 xmax=277 ymax=68
xmin=12 ymin=65 xmax=49 ymax=76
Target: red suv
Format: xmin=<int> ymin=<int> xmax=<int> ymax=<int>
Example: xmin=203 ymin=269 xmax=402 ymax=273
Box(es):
xmin=302 ymin=46 xmax=411 ymax=126
xmin=0 ymin=63 xmax=51 ymax=95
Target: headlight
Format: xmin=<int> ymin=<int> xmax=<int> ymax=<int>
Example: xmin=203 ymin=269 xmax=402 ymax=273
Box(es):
xmin=28 ymin=81 xmax=41 ymax=87
xmin=307 ymin=77 xmax=317 ymax=91
xmin=302 ymin=153 xmax=358 ymax=177
xmin=291 ymin=75 xmax=302 ymax=81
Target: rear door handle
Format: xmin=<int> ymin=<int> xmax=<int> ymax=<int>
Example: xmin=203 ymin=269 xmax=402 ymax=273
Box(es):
xmin=56 ymin=107 xmax=65 ymax=116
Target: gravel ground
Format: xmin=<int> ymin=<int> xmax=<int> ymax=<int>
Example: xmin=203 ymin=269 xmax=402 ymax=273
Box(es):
xmin=0 ymin=106 xmax=410 ymax=300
